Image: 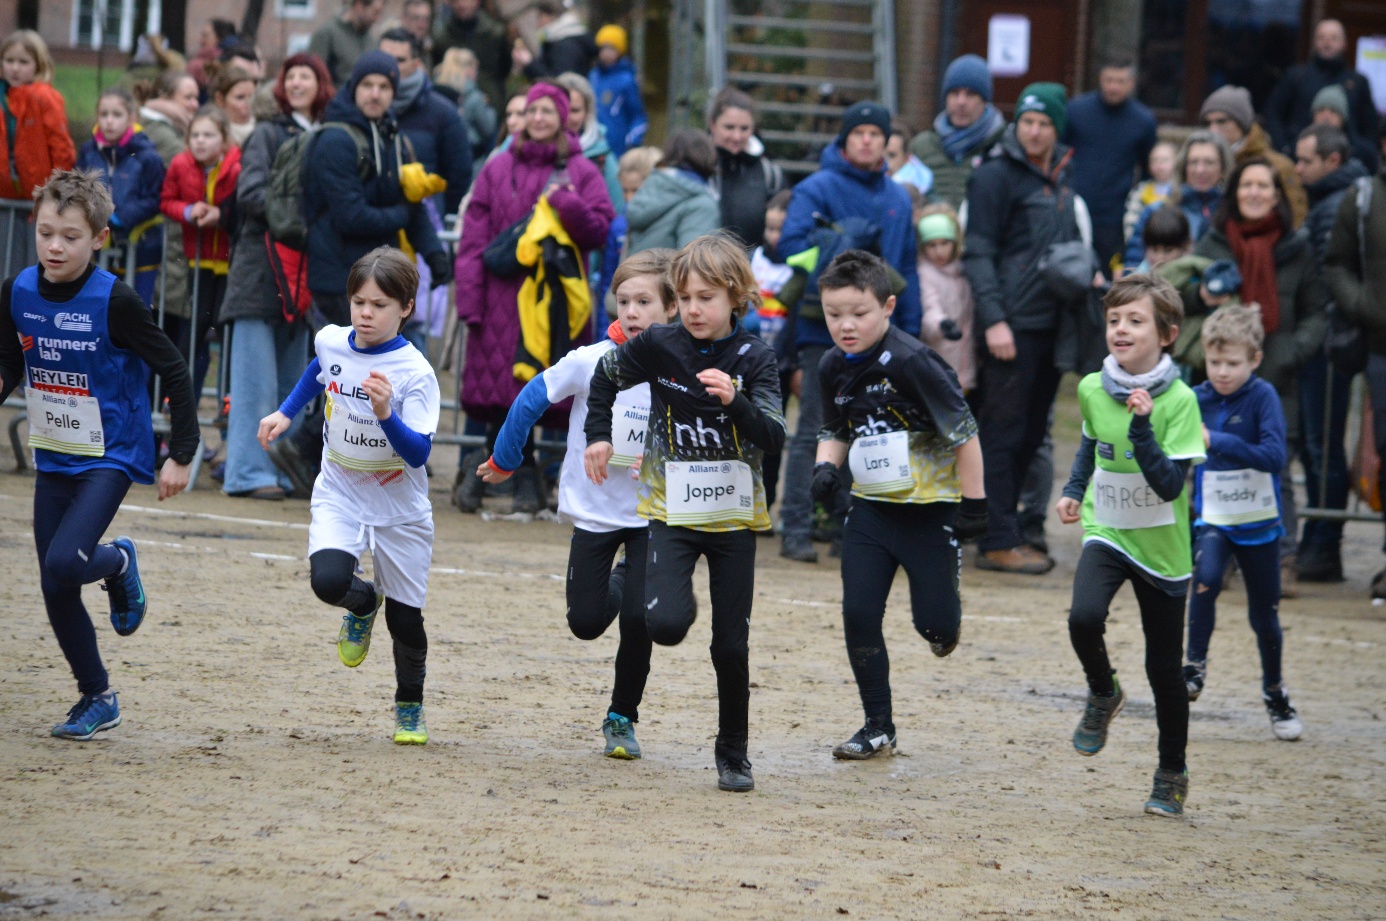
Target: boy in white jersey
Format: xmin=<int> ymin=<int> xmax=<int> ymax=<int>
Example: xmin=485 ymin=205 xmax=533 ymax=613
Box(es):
xmin=479 ymin=249 xmax=678 ymax=759
xmin=259 ymin=248 xmax=441 ymax=744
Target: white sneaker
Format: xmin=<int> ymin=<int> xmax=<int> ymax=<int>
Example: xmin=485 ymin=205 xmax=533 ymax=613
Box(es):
xmin=1264 ymin=688 xmax=1303 ymax=741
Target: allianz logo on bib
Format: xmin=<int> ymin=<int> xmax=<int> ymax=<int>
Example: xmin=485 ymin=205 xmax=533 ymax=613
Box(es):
xmin=54 ymin=313 xmax=93 ymax=332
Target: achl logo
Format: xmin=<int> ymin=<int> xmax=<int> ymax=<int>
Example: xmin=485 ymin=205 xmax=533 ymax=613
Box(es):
xmin=54 ymin=313 xmax=93 ymax=332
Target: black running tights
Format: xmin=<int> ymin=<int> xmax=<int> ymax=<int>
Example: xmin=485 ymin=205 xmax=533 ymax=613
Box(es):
xmin=567 ymin=526 xmax=652 ymax=721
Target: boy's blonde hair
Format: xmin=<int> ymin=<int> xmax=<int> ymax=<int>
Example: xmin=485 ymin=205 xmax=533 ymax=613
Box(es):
xmin=433 ymin=48 xmax=478 ymax=94
xmin=618 ymin=146 xmax=662 ymax=182
xmin=670 ymin=233 xmax=762 ymax=318
xmin=1 ymin=30 xmax=55 ymax=84
xmin=1103 ymin=273 xmax=1183 ymax=352
xmin=611 ymin=248 xmax=677 ymax=312
xmin=33 ymin=169 xmax=114 ymax=236
xmin=1201 ymin=302 xmax=1264 ymax=359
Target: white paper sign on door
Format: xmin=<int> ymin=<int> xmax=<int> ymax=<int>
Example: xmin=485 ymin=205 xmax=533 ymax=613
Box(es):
xmin=988 ymin=15 xmax=1030 ymax=78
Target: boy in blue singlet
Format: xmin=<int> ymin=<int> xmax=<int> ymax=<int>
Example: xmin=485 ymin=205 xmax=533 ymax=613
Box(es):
xmin=0 ymin=169 xmax=199 ymax=740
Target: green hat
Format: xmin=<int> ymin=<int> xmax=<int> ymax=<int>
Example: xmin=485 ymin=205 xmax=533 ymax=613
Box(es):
xmin=917 ymin=213 xmax=960 ymax=245
xmin=1015 ymin=82 xmax=1068 ymax=135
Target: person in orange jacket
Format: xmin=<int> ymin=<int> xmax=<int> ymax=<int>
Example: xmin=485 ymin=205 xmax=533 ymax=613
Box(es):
xmin=160 ymin=104 xmax=241 ymax=401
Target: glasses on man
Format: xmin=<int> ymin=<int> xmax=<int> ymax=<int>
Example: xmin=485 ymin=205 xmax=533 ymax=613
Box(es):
xmin=1205 ymin=115 xmax=1232 ymax=127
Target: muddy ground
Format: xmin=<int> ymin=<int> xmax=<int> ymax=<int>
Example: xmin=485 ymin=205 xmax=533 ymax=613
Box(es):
xmin=0 ymin=404 xmax=1383 ymax=921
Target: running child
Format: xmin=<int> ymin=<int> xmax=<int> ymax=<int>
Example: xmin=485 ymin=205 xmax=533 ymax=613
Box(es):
xmin=810 ymin=250 xmax=986 ymax=759
xmin=478 ymin=249 xmax=677 ymax=759
xmin=258 ymin=247 xmax=440 ymax=745
xmin=1185 ymin=304 xmax=1302 ymax=740
xmin=76 ymin=87 xmax=166 ymax=306
xmin=159 ymin=104 xmax=241 ymax=402
xmin=0 ymin=169 xmax=198 ymax=739
xmin=1055 ymin=274 xmax=1205 ymax=817
xmin=583 ymin=233 xmax=786 ymax=792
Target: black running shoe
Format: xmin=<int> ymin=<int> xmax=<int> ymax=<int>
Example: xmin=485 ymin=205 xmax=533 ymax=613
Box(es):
xmin=715 ymin=737 xmax=754 ymax=792
xmin=930 ymin=625 xmax=960 ymax=658
xmin=1183 ymin=661 xmax=1206 ymax=701
xmin=1144 ymin=768 xmax=1189 ymax=817
xmin=1263 ymin=688 xmax=1303 ymax=741
xmin=832 ymin=719 xmax=897 ymax=760
xmin=1073 ymin=679 xmax=1125 ymax=756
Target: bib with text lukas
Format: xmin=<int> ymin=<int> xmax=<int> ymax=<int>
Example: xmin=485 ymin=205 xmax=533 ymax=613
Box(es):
xmin=665 ymin=460 xmax=753 ymax=526
xmin=324 ymin=394 xmax=403 ymax=472
xmin=848 ymin=430 xmax=913 ymax=496
xmin=1201 ymin=468 xmax=1277 ymax=526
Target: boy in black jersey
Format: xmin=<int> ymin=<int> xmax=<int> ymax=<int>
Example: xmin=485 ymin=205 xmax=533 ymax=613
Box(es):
xmin=812 ymin=250 xmax=987 ymax=759
xmin=584 ymin=234 xmax=786 ymax=792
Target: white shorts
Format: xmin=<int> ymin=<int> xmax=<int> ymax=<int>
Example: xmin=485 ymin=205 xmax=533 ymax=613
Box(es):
xmin=307 ymin=502 xmax=434 ymax=609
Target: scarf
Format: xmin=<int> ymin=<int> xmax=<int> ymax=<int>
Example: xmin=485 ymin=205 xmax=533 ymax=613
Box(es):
xmin=1100 ymin=353 xmax=1179 ymax=402
xmin=607 ymin=319 xmax=627 ymax=344
xmin=933 ymin=104 xmax=1005 ymax=164
xmin=390 ymin=69 xmax=426 ymax=115
xmin=229 ymin=117 xmax=256 ymax=150
xmin=1225 ymin=212 xmax=1282 ymax=333
xmin=97 ymin=125 xmax=135 ymax=148
xmin=142 ymin=98 xmax=192 ymax=134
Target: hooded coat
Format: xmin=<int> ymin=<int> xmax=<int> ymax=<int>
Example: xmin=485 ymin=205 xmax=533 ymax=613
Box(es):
xmin=76 ymin=127 xmax=166 ymax=269
xmin=0 ymin=81 xmax=76 ymax=201
xmin=710 ymin=136 xmax=785 ymax=248
xmin=391 ymin=73 xmax=473 ymax=214
xmin=454 ymin=133 xmax=614 ymax=422
xmin=626 ymin=168 xmax=720 ymax=253
xmin=962 ymin=125 xmax=1083 ymax=333
xmin=1265 ymin=54 xmax=1380 ymax=155
xmin=779 ymin=143 xmax=921 ymax=347
xmin=301 ymin=79 xmax=442 ymax=297
xmin=589 ymin=56 xmax=647 ymax=159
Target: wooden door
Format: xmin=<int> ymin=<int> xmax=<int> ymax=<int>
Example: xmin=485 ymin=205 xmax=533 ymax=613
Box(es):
xmin=961 ymin=0 xmax=1083 ymax=109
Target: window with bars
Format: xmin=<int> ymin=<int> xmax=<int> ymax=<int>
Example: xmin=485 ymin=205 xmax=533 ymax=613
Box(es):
xmin=71 ymin=0 xmax=157 ymax=52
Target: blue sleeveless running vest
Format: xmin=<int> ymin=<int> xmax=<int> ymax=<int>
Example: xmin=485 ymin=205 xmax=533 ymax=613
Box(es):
xmin=10 ymin=266 xmax=155 ymax=483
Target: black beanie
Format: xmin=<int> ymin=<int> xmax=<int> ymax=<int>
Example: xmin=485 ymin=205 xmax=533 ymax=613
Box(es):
xmin=838 ymin=101 xmax=892 ymax=147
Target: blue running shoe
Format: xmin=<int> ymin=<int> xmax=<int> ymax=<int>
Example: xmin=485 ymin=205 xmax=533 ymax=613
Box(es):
xmin=602 ymin=712 xmax=641 ymax=759
xmin=51 ymin=692 xmax=121 ymax=740
xmin=104 ymin=537 xmax=147 ymax=636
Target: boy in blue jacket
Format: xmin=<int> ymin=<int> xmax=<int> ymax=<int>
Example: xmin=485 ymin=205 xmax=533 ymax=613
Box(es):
xmin=1187 ymin=304 xmax=1303 ymax=742
xmin=589 ymin=25 xmax=647 ymax=160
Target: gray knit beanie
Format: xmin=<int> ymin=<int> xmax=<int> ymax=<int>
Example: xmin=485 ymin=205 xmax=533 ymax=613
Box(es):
xmin=1199 ymin=85 xmax=1254 ymax=133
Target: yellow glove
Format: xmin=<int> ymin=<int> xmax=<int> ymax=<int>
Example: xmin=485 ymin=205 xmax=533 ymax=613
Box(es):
xmin=400 ymin=162 xmax=447 ymax=203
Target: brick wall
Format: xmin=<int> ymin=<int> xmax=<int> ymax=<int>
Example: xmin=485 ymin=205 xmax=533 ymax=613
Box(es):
xmin=896 ymin=0 xmax=944 ymax=134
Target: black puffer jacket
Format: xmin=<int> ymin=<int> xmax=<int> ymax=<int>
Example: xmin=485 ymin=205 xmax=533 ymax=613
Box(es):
xmin=961 ymin=126 xmax=1083 ymax=333
xmin=1303 ymin=158 xmax=1370 ymax=270
xmin=710 ymin=140 xmax=785 ymax=248
xmin=219 ymin=116 xmax=304 ymax=324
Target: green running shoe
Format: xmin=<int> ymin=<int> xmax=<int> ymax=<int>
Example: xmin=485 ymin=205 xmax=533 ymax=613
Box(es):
xmin=394 ymin=702 xmax=428 ymax=745
xmin=602 ymin=712 xmax=641 ymax=759
xmin=1073 ymin=678 xmax=1125 ymax=755
xmin=1144 ymin=768 xmax=1189 ymax=816
xmin=337 ymin=592 xmax=382 ymax=668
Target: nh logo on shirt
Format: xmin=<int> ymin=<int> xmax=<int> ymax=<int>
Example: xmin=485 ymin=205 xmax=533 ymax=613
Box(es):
xmin=54 ymin=313 xmax=93 ymax=332
xmin=856 ymin=413 xmax=892 ymax=436
xmin=673 ymin=415 xmax=724 ymax=449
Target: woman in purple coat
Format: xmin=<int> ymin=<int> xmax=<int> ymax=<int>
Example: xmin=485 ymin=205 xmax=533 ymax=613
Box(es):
xmin=453 ymin=82 xmax=615 ymax=513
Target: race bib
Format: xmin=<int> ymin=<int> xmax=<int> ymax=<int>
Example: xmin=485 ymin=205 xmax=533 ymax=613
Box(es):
xmin=1091 ymin=467 xmax=1175 ymax=530
xmin=608 ymin=392 xmax=650 ymax=467
xmin=665 ymin=460 xmax=753 ymax=526
xmin=25 ymin=386 xmax=104 ymax=457
xmin=324 ymin=396 xmax=404 ymax=472
xmin=848 ymin=430 xmax=913 ymax=496
xmin=1201 ymin=468 xmax=1277 ymax=526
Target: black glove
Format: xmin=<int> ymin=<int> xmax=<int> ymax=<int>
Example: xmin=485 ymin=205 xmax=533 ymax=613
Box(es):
xmin=425 ymin=250 xmax=453 ymax=289
xmin=810 ymin=462 xmax=842 ymax=505
xmin=953 ymin=496 xmax=988 ymax=542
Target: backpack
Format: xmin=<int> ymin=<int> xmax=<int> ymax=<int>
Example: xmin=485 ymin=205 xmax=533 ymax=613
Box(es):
xmin=265 ymin=121 xmax=370 ymax=250
xmin=786 ymin=214 xmax=905 ymax=322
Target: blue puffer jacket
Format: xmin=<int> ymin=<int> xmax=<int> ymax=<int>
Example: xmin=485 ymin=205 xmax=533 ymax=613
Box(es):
xmin=391 ymin=74 xmax=473 ymax=214
xmin=779 ymin=144 xmax=921 ymax=348
xmin=1192 ymin=374 xmax=1286 ymax=545
xmin=302 ymin=80 xmax=442 ymax=296
xmin=76 ymin=128 xmax=165 ymax=267
xmin=589 ymin=57 xmax=647 ymax=159
xmin=1125 ymin=184 xmax=1222 ymax=268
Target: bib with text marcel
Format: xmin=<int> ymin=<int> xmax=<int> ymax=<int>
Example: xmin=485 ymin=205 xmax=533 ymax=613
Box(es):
xmin=1090 ymin=467 xmax=1174 ymax=529
xmin=608 ymin=390 xmax=650 ymax=467
xmin=1200 ymin=468 xmax=1277 ymax=526
xmin=664 ymin=460 xmax=754 ymax=526
xmin=848 ymin=430 xmax=913 ymax=496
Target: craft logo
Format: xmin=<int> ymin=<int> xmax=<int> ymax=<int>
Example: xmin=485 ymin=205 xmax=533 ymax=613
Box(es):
xmin=54 ymin=313 xmax=93 ymax=332
xmin=22 ymin=312 xmax=45 ymax=323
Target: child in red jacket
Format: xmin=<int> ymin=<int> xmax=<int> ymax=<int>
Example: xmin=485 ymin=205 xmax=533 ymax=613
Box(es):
xmin=160 ymin=104 xmax=240 ymax=402
xmin=0 ymin=31 xmax=76 ymax=203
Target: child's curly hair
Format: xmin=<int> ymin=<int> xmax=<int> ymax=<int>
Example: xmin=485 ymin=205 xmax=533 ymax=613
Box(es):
xmin=669 ymin=233 xmax=762 ymax=319
xmin=1201 ymin=302 xmax=1264 ymax=359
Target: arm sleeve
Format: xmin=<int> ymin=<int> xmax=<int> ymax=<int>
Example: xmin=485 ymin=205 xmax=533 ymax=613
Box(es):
xmin=724 ymin=347 xmax=786 ymax=454
xmin=316 ymin=131 xmax=410 ymax=240
xmin=547 ymin=166 xmax=615 ymax=251
xmin=816 ymin=351 xmax=850 ymax=442
xmin=960 ymin=165 xmax=1009 ymax=329
xmin=278 ymin=357 xmax=327 ymax=419
xmin=897 ymin=350 xmax=978 ymax=447
xmin=1206 ymin=387 xmax=1287 ymax=472
xmin=777 ymin=180 xmax=822 ymax=259
xmin=235 ymin=123 xmax=278 ymax=220
xmin=490 ymin=373 xmax=553 ymax=471
xmin=378 ymin=411 xmax=433 ymax=468
xmin=159 ymin=161 xmax=192 ymax=224
xmin=893 ymin=230 xmax=923 ymax=336
xmin=107 ymin=288 xmax=199 ymax=464
xmin=1124 ymin=204 xmax=1152 ymax=267
xmin=1291 ymin=253 xmax=1330 ymax=369
xmin=1127 ymin=414 xmax=1191 ymax=502
xmin=41 ymin=89 xmax=76 ymax=171
xmin=1061 ymin=431 xmax=1099 ymax=502
xmin=625 ymin=82 xmax=649 ymax=149
xmin=0 ymin=279 xmax=24 ymax=404
xmin=1324 ymin=187 xmax=1384 ymax=335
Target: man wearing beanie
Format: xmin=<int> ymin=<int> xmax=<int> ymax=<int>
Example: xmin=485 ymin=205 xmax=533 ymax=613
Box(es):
xmin=777 ymin=100 xmax=921 ymax=563
xmin=1310 ymin=85 xmax=1380 ymax=173
xmin=963 ymin=81 xmax=1085 ymax=574
xmin=1266 ymin=18 xmax=1379 ymax=158
xmin=1200 ymin=85 xmax=1308 ymax=225
xmin=274 ymin=49 xmax=451 ymax=492
xmin=911 ymin=54 xmax=1007 ymax=208
xmin=1062 ymin=58 xmax=1157 ymax=271
xmin=589 ymin=24 xmax=648 ymax=158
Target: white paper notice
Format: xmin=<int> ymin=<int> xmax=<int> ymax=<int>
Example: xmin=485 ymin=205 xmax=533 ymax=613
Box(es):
xmin=1357 ymin=36 xmax=1386 ymax=115
xmin=988 ymin=15 xmax=1030 ymax=78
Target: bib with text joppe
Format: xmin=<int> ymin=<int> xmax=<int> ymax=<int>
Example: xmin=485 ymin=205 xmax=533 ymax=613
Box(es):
xmin=664 ymin=460 xmax=753 ymax=526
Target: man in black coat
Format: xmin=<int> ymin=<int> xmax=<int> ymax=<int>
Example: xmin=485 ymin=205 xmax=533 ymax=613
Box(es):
xmin=1266 ymin=19 xmax=1379 ymax=156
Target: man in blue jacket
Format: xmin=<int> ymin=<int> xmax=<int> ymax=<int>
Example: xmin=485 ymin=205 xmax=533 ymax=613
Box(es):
xmin=777 ymin=101 xmax=921 ymax=563
xmin=964 ymin=83 xmax=1085 ymax=575
xmin=380 ymin=28 xmax=473 ymax=215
